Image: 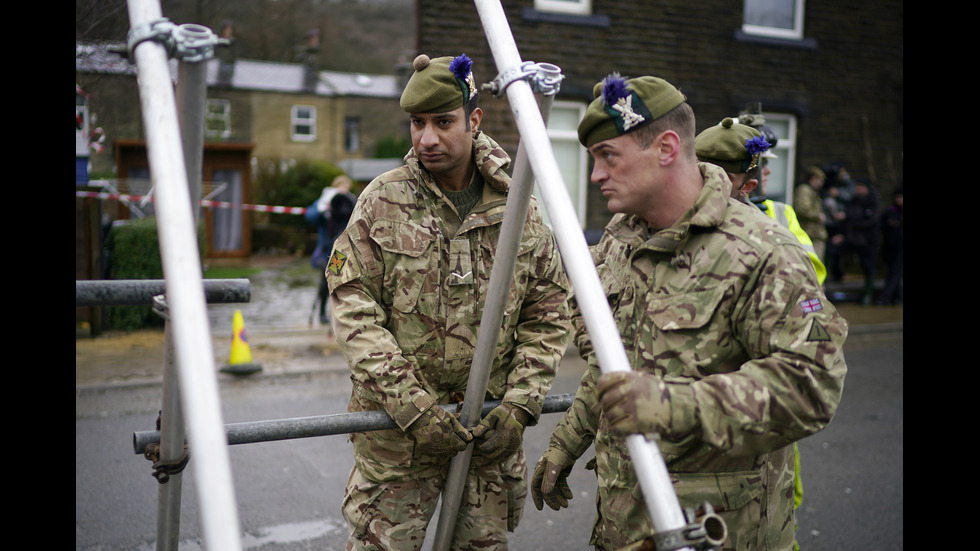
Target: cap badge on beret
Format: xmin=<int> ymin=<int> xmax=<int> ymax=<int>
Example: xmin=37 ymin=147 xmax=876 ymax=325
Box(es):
xmin=449 ymin=53 xmax=477 ymax=103
xmin=695 ymin=117 xmax=772 ymax=173
xmin=600 ymin=73 xmax=652 ymax=133
xmin=744 ymin=134 xmax=771 ymax=172
xmin=401 ymin=53 xmax=479 ymax=113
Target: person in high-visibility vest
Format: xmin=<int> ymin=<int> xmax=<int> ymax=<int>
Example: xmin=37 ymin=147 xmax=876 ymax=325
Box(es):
xmin=747 ymin=122 xmax=827 ymax=286
xmin=695 ymin=117 xmax=827 ymax=286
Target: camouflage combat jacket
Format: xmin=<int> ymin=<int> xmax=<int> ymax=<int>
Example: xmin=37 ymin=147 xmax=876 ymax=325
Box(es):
xmin=326 ymin=132 xmax=571 ymax=482
xmin=558 ymin=163 xmax=847 ymax=550
xmin=792 ymin=183 xmax=828 ymax=242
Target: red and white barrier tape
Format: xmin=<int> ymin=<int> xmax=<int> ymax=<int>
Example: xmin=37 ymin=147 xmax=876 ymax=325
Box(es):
xmin=75 ymin=190 xmax=309 ymax=215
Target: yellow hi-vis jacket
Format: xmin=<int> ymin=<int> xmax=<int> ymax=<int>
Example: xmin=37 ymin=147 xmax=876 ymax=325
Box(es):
xmin=758 ymin=198 xmax=827 ymax=285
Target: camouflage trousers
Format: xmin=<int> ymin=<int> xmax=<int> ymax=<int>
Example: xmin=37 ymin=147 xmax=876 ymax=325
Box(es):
xmin=342 ymin=450 xmax=528 ymax=551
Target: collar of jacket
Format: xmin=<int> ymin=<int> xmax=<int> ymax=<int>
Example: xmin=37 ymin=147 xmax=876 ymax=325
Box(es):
xmin=604 ymin=162 xmax=733 ymax=254
xmin=402 ymin=131 xmax=513 ymax=230
xmin=404 ymin=131 xmax=513 ymax=197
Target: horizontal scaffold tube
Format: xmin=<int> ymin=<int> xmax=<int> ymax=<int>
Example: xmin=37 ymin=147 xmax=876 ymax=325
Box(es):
xmin=133 ymin=394 xmax=574 ymax=454
xmin=75 ymin=279 xmax=250 ymax=306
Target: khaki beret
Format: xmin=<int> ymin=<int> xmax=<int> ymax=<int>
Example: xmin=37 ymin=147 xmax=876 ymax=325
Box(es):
xmin=805 ymin=166 xmax=826 ymax=181
xmin=577 ymin=74 xmax=687 ymax=147
xmin=695 ymin=117 xmax=770 ymax=174
xmin=400 ymin=53 xmax=478 ymax=114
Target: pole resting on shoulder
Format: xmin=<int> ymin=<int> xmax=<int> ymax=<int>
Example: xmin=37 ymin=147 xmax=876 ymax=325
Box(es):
xmin=483 ymin=61 xmax=564 ymax=98
xmin=127 ymin=18 xmax=226 ymax=63
xmin=647 ymin=502 xmax=728 ymax=551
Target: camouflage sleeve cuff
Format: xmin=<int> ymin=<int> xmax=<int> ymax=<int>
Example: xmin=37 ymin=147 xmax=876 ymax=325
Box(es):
xmin=502 ymin=401 xmax=534 ymax=428
xmin=667 ymin=383 xmax=699 ymax=437
xmin=391 ymin=391 xmax=437 ymax=431
xmin=502 ymin=394 xmax=542 ymax=424
xmin=549 ymin=416 xmax=593 ymax=459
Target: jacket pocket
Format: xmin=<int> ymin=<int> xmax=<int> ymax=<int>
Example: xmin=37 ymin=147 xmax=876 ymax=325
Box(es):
xmin=646 ymin=283 xmax=730 ymax=331
xmin=638 ymin=282 xmax=737 ymax=377
xmin=370 ymin=219 xmax=435 ymax=313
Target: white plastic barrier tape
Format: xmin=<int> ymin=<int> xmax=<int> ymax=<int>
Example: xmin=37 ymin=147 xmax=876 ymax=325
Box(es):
xmin=75 ymin=190 xmax=309 ymax=215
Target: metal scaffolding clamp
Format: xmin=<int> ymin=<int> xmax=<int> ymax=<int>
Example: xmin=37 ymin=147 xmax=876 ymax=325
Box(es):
xmin=127 ymin=18 xmax=224 ymax=63
xmin=143 ymin=442 xmax=191 ymax=484
xmin=483 ymin=61 xmax=564 ymax=98
xmin=152 ymin=294 xmax=169 ymax=320
xmin=648 ymin=502 xmax=728 ymax=551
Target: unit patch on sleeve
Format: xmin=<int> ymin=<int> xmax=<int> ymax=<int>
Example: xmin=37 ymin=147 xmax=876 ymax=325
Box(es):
xmin=806 ymin=319 xmax=831 ymax=342
xmin=328 ymin=250 xmax=348 ymax=276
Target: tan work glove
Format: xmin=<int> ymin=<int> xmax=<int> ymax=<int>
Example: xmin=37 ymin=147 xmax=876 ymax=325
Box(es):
xmin=408 ymin=405 xmax=473 ymax=456
xmin=472 ymin=403 xmax=531 ymax=463
xmin=597 ymin=371 xmax=694 ymax=437
xmin=530 ymin=443 xmax=576 ymax=511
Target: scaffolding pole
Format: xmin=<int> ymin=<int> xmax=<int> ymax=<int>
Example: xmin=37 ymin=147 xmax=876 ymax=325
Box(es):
xmin=466 ymin=0 xmax=691 ymax=545
xmin=154 ymin=20 xmax=213 ymax=551
xmin=75 ymin=279 xmax=250 ymax=306
xmin=132 ymin=395 xmax=575 ymax=452
xmin=126 ymin=1 xmax=242 ymax=549
xmin=432 ymin=87 xmax=558 ymax=549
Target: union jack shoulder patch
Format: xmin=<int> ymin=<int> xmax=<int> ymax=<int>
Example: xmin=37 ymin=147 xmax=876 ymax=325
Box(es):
xmin=800 ymin=297 xmax=823 ymax=313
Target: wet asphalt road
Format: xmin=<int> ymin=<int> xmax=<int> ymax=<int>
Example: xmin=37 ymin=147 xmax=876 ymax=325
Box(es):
xmin=76 ymin=257 xmax=903 ymax=550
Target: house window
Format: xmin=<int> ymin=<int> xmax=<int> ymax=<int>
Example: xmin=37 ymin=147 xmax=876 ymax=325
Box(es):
xmin=345 ymin=117 xmax=360 ymax=153
xmin=291 ymin=105 xmax=316 ymax=142
xmin=205 ymin=99 xmax=231 ymax=139
xmin=76 ymin=94 xmax=90 ymax=157
xmin=535 ymin=0 xmax=591 ymax=16
xmin=759 ymin=113 xmax=797 ymax=204
xmin=538 ymin=101 xmax=588 ymax=227
xmin=742 ymin=0 xmax=805 ymax=40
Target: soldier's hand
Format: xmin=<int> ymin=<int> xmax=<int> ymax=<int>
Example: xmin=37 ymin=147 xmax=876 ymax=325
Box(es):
xmin=472 ymin=403 xmax=531 ymax=463
xmin=530 ymin=444 xmax=576 ymax=511
xmin=408 ymin=406 xmax=473 ymax=456
xmin=596 ymin=371 xmax=670 ymax=436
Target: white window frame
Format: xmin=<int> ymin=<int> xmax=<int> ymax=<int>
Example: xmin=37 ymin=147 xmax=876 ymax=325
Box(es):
xmin=344 ymin=116 xmax=360 ymax=153
xmin=742 ymin=0 xmax=805 ymax=41
xmin=540 ymin=100 xmax=588 ymax=227
xmin=76 ymin=95 xmax=90 ymax=156
xmin=535 ymin=0 xmax=591 ymax=16
xmin=205 ymin=99 xmax=231 ymax=139
xmin=761 ymin=112 xmax=798 ymax=204
xmin=291 ymin=105 xmax=317 ymax=142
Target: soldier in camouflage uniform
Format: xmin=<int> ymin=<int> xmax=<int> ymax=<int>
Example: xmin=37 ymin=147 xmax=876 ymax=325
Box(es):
xmin=530 ymin=74 xmax=847 ymax=551
xmin=793 ymin=166 xmax=829 ymax=262
xmin=325 ymin=53 xmax=571 ymax=551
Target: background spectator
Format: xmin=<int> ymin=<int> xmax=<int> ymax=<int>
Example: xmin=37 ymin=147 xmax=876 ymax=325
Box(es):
xmin=876 ymin=185 xmax=903 ymax=305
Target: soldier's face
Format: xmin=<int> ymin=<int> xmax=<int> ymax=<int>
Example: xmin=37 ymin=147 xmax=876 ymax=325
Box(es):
xmin=588 ymin=133 xmax=663 ymax=218
xmin=410 ymin=106 xmax=482 ymax=184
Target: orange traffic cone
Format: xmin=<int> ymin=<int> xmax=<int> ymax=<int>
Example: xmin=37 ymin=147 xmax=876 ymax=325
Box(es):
xmin=220 ymin=310 xmax=263 ymax=375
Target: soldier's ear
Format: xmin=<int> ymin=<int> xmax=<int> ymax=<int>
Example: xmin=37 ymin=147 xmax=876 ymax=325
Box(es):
xmin=470 ymin=107 xmax=483 ymax=135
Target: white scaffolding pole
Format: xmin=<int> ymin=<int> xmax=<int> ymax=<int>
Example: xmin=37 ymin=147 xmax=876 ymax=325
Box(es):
xmin=126 ymin=1 xmax=243 ymax=549
xmin=471 ymin=0 xmax=691 ymax=543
